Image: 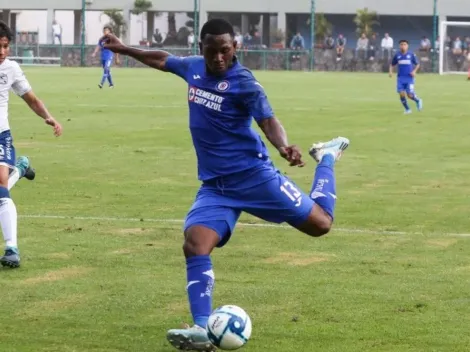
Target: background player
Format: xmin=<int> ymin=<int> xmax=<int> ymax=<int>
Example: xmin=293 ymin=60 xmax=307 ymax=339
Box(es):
xmin=390 ymin=39 xmax=423 ymax=114
xmin=92 ymin=26 xmax=119 ymax=89
xmin=102 ymin=19 xmax=349 ymax=351
xmin=0 ymin=21 xmax=62 ymax=268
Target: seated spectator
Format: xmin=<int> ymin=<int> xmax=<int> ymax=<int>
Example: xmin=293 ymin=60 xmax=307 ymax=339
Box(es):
xmin=368 ymin=33 xmax=378 ymax=60
xmin=381 ymin=32 xmax=394 ymax=59
xmin=420 ymin=36 xmax=431 ymax=52
xmin=324 ymin=35 xmax=335 ymax=49
xmin=445 ymin=36 xmax=451 ymax=51
xmin=235 ymin=32 xmax=243 ymax=49
xmin=336 ymin=34 xmax=346 ymax=61
xmin=243 ymin=33 xmax=252 ymax=47
xmin=453 ymin=36 xmax=463 ymax=56
xmin=290 ymin=32 xmax=305 ymax=60
xmin=356 ymin=33 xmax=368 ymax=59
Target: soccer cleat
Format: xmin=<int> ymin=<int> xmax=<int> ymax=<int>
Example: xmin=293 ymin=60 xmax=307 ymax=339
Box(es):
xmin=109 ymin=85 xmax=114 ymax=89
xmin=16 ymin=156 xmax=35 ymax=181
xmin=167 ymin=324 xmax=216 ymax=351
xmin=404 ymin=109 xmax=412 ymax=115
xmin=0 ymin=247 xmax=20 ymax=268
xmin=417 ymin=99 xmax=423 ymax=112
xmin=309 ymin=136 xmax=349 ymax=163
xmin=98 ymin=84 xmax=103 ymax=89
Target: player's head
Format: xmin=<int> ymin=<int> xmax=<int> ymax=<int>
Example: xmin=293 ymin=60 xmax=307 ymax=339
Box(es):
xmin=199 ymin=18 xmax=236 ymax=76
xmin=399 ymin=40 xmax=409 ymax=53
xmin=103 ymin=26 xmax=113 ymax=36
xmin=0 ymin=21 xmax=12 ymax=64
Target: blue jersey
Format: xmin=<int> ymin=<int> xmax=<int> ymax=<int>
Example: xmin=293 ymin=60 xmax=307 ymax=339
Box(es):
xmin=99 ymin=40 xmax=114 ymax=61
xmin=165 ymin=56 xmax=274 ymax=181
xmin=392 ymin=51 xmax=418 ymax=82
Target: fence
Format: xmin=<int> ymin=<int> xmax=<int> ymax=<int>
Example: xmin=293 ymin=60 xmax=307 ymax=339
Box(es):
xmin=10 ymin=44 xmax=469 ymax=73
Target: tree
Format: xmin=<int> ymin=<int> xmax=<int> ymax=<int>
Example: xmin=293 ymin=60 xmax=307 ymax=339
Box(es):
xmin=131 ymin=0 xmax=152 ymax=15
xmin=353 ymin=8 xmax=379 ymax=37
xmin=307 ymin=13 xmax=333 ymax=43
xmin=101 ymin=9 xmax=128 ymax=38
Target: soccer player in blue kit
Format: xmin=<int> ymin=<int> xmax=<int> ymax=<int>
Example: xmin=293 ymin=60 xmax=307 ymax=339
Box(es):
xmin=103 ymin=19 xmax=350 ymax=351
xmin=390 ymin=39 xmax=423 ymax=114
xmin=92 ymin=26 xmax=119 ymax=89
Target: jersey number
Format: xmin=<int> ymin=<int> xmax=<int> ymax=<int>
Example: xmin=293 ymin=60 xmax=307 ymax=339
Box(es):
xmin=280 ymin=181 xmax=302 ymax=207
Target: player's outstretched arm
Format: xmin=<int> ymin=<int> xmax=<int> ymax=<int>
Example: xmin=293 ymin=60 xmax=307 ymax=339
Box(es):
xmin=22 ymin=91 xmax=62 ymax=137
xmin=258 ymin=117 xmax=304 ymax=167
xmin=103 ymin=34 xmax=169 ymax=71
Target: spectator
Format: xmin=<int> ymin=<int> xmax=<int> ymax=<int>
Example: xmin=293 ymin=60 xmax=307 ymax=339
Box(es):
xmin=243 ymin=32 xmax=252 ymax=47
xmin=252 ymin=31 xmax=263 ymax=47
xmin=52 ymin=20 xmax=62 ymax=45
xmin=445 ymin=36 xmax=452 ymax=51
xmin=153 ymin=29 xmax=163 ymax=45
xmin=368 ymin=33 xmax=378 ymax=60
xmin=234 ymin=31 xmax=243 ymax=49
xmin=453 ymin=36 xmax=463 ymax=56
xmin=463 ymin=36 xmax=470 ymax=56
xmin=324 ymin=35 xmax=335 ymax=50
xmin=336 ymin=34 xmax=346 ymax=61
xmin=187 ymin=31 xmax=195 ymax=49
xmin=356 ymin=33 xmax=368 ymax=59
xmin=290 ymin=32 xmax=305 ymax=60
xmin=433 ymin=36 xmax=440 ymax=53
xmin=381 ymin=32 xmax=394 ymax=59
xmin=420 ymin=36 xmax=431 ymax=52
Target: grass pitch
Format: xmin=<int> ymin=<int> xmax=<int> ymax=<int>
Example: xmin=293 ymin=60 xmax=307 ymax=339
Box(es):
xmin=2 ymin=68 xmax=470 ymax=352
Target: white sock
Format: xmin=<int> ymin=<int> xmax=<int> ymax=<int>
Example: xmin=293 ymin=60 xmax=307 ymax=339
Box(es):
xmin=8 ymin=168 xmax=20 ymax=191
xmin=0 ymin=198 xmax=17 ymax=248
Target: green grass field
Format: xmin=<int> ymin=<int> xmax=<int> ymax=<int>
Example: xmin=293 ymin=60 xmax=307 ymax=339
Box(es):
xmin=2 ymin=67 xmax=470 ymax=352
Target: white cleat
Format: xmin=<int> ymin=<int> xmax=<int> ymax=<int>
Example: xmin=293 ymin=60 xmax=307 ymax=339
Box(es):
xmin=404 ymin=109 xmax=412 ymax=115
xmin=309 ymin=136 xmax=350 ymax=163
xmin=167 ymin=325 xmax=217 ymax=351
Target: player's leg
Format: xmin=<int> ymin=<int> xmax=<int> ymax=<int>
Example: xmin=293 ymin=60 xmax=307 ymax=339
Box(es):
xmin=397 ymin=82 xmax=411 ymax=114
xmin=167 ymin=186 xmax=240 ymax=352
xmin=406 ymin=83 xmax=423 ymax=111
xmin=0 ymin=134 xmax=20 ymax=268
xmin=8 ymin=156 xmax=35 ymax=190
xmin=106 ymin=60 xmax=114 ymax=88
xmin=99 ymin=60 xmax=107 ymax=88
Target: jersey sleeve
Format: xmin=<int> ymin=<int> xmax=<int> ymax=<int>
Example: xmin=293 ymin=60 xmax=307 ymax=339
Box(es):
xmin=412 ymin=54 xmax=419 ymax=65
xmin=391 ymin=54 xmax=398 ymax=65
xmin=11 ymin=62 xmax=32 ymax=97
xmin=241 ymin=76 xmax=274 ymax=122
xmin=165 ymin=55 xmax=199 ymax=80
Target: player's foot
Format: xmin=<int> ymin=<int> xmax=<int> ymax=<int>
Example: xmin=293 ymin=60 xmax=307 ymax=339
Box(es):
xmin=98 ymin=84 xmax=103 ymax=89
xmin=0 ymin=246 xmax=20 ymax=268
xmin=167 ymin=324 xmax=216 ymax=351
xmin=309 ymin=136 xmax=349 ymax=163
xmin=16 ymin=156 xmax=35 ymax=181
xmin=109 ymin=85 xmax=114 ymax=89
xmin=404 ymin=109 xmax=412 ymax=115
xmin=417 ymin=99 xmax=423 ymax=111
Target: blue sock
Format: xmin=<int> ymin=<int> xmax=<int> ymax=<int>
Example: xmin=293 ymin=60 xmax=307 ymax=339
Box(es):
xmin=400 ymin=96 xmax=410 ymax=110
xmin=409 ymin=93 xmax=420 ymax=103
xmin=100 ymin=70 xmax=107 ymax=86
xmin=107 ymin=71 xmax=114 ymax=86
xmin=186 ymin=255 xmax=214 ymax=328
xmin=309 ymin=154 xmax=337 ymax=219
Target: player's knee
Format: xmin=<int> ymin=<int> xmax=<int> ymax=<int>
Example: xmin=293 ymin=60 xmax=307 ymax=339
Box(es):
xmin=308 ymin=219 xmax=332 ymax=237
xmin=182 ymin=225 xmax=219 ymax=258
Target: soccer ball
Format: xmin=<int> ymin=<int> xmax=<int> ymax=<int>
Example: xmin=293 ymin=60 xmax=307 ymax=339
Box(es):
xmin=206 ymin=305 xmax=252 ymax=350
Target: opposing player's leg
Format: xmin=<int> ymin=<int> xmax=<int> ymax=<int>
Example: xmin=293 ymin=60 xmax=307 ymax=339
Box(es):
xmin=397 ymin=82 xmax=411 ymax=114
xmin=8 ymin=156 xmax=35 ymax=191
xmin=99 ymin=60 xmax=108 ymax=89
xmin=106 ymin=61 xmax=114 ymax=88
xmin=167 ymin=187 xmax=240 ymax=352
xmin=406 ymin=83 xmax=423 ymax=112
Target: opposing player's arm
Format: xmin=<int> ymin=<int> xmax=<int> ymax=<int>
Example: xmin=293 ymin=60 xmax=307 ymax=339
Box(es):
xmin=411 ymin=55 xmax=420 ymax=76
xmin=389 ymin=55 xmax=397 ymax=77
xmin=11 ymin=64 xmax=62 ymax=136
xmin=246 ymin=80 xmax=304 ymax=167
xmin=92 ymin=44 xmax=100 ymax=57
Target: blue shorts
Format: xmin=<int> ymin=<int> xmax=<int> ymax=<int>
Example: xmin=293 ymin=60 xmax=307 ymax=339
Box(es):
xmin=0 ymin=130 xmax=15 ymax=168
xmin=184 ymin=163 xmax=315 ymax=247
xmin=397 ymin=79 xmax=415 ymax=94
xmin=101 ymin=59 xmax=112 ymax=69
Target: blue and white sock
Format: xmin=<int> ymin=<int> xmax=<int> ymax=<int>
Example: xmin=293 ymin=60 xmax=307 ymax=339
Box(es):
xmin=409 ymin=93 xmax=420 ymax=103
xmin=100 ymin=69 xmax=107 ymax=86
xmin=186 ymin=255 xmax=214 ymax=328
xmin=0 ymin=187 xmax=17 ymax=248
xmin=400 ymin=96 xmax=410 ymax=110
xmin=309 ymin=154 xmax=337 ymax=219
xmin=107 ymin=70 xmax=114 ymax=86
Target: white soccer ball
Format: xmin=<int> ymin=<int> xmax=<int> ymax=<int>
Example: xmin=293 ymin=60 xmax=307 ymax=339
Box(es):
xmin=206 ymin=305 xmax=252 ymax=350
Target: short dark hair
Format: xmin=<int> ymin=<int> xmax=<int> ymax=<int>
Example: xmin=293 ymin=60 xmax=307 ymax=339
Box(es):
xmin=399 ymin=39 xmax=409 ymax=44
xmin=103 ymin=25 xmax=113 ymax=33
xmin=200 ymin=18 xmax=234 ymax=41
xmin=0 ymin=21 xmax=13 ymax=42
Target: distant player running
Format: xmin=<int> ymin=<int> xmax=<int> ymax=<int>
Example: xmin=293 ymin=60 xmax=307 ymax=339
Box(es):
xmin=92 ymin=26 xmax=119 ymax=89
xmin=390 ymin=39 xmax=423 ymax=114
xmin=0 ymin=21 xmax=62 ymax=268
xmin=103 ymin=19 xmax=349 ymax=351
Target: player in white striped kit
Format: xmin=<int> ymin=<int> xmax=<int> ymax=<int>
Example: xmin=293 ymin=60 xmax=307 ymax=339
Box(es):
xmin=0 ymin=21 xmax=62 ymax=268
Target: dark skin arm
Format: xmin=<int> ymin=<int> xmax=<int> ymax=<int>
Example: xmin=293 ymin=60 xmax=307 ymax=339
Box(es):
xmin=102 ymin=34 xmax=169 ymax=70
xmin=258 ymin=117 xmax=304 ymax=167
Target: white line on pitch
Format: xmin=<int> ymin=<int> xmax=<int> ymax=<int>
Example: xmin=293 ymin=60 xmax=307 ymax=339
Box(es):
xmin=18 ymin=214 xmax=470 ymax=237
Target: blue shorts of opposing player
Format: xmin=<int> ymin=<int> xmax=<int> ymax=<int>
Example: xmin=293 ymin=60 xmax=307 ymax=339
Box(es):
xmin=396 ymin=79 xmax=415 ymax=94
xmin=184 ymin=163 xmax=315 ymax=247
xmin=0 ymin=130 xmax=16 ymax=168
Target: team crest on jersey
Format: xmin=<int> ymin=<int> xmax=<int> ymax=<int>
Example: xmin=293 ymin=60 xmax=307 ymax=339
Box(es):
xmin=216 ymin=80 xmax=230 ymax=92
xmin=406 ymin=55 xmax=411 ymax=59
xmin=0 ymin=73 xmax=7 ymax=85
